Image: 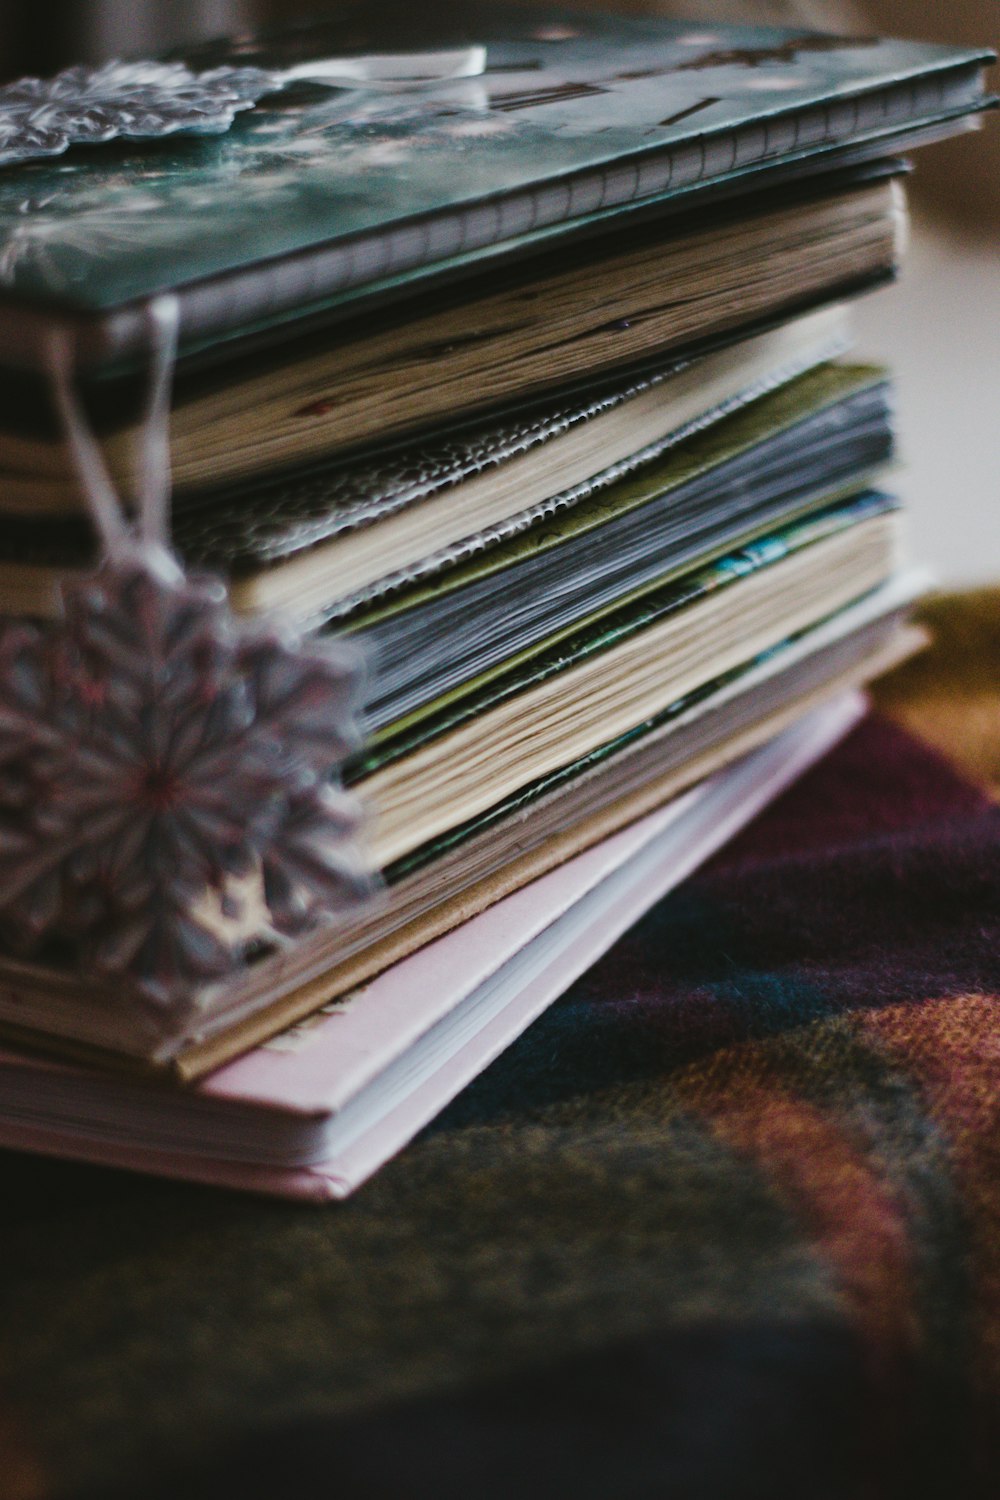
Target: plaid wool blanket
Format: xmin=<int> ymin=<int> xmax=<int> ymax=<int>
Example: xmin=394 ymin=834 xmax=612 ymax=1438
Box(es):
xmin=2 ymin=590 xmax=1000 ymax=1500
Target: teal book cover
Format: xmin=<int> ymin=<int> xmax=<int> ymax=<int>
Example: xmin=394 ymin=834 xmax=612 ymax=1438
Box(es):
xmin=0 ymin=0 xmax=991 ymax=331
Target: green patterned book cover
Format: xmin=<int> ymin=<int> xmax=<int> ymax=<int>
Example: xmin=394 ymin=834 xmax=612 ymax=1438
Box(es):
xmin=0 ymin=1 xmax=990 ymax=360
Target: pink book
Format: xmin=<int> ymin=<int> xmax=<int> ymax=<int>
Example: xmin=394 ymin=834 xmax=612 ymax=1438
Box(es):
xmin=0 ymin=693 xmax=863 ymax=1201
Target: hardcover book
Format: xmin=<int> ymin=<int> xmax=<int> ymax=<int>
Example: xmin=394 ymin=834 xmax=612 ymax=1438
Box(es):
xmin=0 ymin=308 xmax=849 ymax=580
xmin=0 ymin=170 xmax=903 ymax=503
xmin=0 ymin=3 xmax=990 ymax=370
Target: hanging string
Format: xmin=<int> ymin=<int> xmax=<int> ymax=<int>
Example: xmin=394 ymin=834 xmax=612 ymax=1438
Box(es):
xmin=136 ymin=295 xmax=180 ymax=548
xmin=45 ymin=293 xmax=181 ymax=557
xmin=47 ymin=325 xmax=128 ymax=556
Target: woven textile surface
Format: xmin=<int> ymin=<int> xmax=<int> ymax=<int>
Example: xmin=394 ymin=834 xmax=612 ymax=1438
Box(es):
xmin=2 ymin=589 xmax=1000 ymax=1500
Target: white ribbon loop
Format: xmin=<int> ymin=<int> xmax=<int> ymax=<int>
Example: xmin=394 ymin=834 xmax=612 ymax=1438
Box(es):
xmin=136 ymin=295 xmax=180 ymax=548
xmin=279 ymin=46 xmax=488 ymax=91
xmin=46 ymin=293 xmax=180 ymax=559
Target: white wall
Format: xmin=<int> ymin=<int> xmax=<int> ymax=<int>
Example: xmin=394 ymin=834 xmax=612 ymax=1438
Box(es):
xmin=855 ymin=216 xmax=1000 ymax=589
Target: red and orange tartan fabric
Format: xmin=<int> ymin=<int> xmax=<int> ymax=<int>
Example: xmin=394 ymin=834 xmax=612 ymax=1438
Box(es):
xmin=2 ymin=590 xmax=1000 ymax=1500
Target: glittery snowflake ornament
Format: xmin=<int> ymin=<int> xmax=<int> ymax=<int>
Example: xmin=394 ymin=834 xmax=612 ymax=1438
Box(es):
xmin=0 ymin=303 xmax=373 ymax=1011
xmin=0 ymin=49 xmax=486 ymax=167
xmin=0 ymin=545 xmax=371 ymax=1005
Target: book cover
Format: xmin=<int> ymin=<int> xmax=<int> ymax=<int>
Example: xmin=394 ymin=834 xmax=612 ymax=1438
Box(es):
xmin=0 ymin=2 xmax=989 ymax=362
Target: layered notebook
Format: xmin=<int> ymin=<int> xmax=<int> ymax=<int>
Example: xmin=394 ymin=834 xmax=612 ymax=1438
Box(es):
xmin=0 ymin=4 xmax=992 ymax=1195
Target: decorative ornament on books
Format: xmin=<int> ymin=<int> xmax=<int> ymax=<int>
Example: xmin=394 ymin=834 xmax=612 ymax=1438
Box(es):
xmin=0 ymin=49 xmax=487 ymax=167
xmin=0 ymin=297 xmax=374 ymax=1010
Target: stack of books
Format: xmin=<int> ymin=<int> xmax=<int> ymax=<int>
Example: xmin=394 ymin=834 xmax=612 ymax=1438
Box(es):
xmin=0 ymin=6 xmax=991 ymax=1198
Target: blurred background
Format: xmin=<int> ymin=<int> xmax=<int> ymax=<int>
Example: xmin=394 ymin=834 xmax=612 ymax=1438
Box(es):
xmin=0 ymin=0 xmax=995 ymax=585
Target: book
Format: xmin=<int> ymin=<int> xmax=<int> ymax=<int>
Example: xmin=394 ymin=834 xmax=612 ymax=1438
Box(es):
xmin=0 ymin=355 xmax=895 ymax=741
xmin=0 ymin=170 xmax=903 ymax=505
xmin=0 ymin=691 xmax=869 ymax=1200
xmin=353 ymin=493 xmax=902 ymax=867
xmin=0 ymin=5 xmax=977 ymax=1085
xmin=0 ymin=304 xmax=847 ymax=571
xmin=0 ymin=4 xmax=990 ymax=373
xmin=0 ymin=569 xmax=922 ymax=1074
xmin=350 ymin=360 xmax=892 ymax=734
